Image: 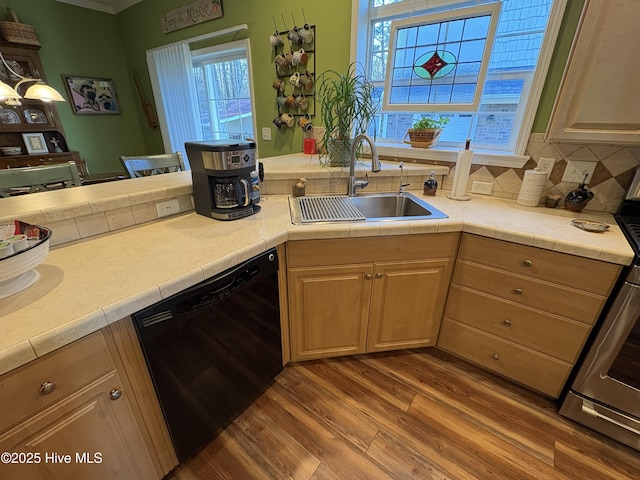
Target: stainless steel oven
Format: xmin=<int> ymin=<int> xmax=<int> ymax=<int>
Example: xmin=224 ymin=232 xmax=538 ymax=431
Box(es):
xmin=560 ymin=171 xmax=640 ymax=451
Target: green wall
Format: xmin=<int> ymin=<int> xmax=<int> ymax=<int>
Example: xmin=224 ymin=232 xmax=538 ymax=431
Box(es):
xmin=4 ymin=0 xmax=146 ymax=173
xmin=5 ymin=0 xmax=584 ymax=171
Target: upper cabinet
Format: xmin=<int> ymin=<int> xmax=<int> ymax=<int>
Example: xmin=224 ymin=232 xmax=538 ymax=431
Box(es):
xmin=546 ymin=0 xmax=640 ymax=145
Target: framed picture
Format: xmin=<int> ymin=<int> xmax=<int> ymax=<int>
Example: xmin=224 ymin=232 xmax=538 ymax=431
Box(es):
xmin=63 ymin=75 xmax=120 ymax=115
xmin=22 ymin=133 xmax=49 ymax=154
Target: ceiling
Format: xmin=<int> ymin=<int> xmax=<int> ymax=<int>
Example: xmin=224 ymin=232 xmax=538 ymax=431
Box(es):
xmin=53 ymin=0 xmax=142 ymax=14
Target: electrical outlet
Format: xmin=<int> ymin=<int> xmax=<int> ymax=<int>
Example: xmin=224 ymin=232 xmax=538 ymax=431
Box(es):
xmin=261 ymin=127 xmax=272 ymax=141
xmin=562 ymin=160 xmax=597 ymax=184
xmin=471 ymin=181 xmax=493 ymax=195
xmin=156 ymin=199 xmax=180 ymax=218
xmin=537 ymin=157 xmax=556 ymax=178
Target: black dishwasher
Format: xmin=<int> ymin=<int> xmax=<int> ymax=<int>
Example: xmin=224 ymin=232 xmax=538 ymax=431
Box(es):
xmin=131 ymin=248 xmax=282 ymax=462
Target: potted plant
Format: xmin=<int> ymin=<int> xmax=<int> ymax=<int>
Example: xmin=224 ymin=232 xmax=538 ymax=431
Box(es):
xmin=316 ymin=63 xmax=378 ymax=166
xmin=404 ymin=115 xmax=450 ymax=148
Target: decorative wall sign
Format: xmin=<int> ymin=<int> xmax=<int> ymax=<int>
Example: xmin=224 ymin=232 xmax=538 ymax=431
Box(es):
xmin=63 ymin=76 xmax=120 ymax=115
xmin=161 ymin=0 xmax=223 ymax=34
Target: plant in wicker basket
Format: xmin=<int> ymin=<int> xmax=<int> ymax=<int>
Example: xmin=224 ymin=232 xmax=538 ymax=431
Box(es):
xmin=404 ymin=115 xmax=450 ymax=148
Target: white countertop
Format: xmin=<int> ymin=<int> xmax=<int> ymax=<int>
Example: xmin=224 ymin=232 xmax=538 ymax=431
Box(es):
xmin=0 ymin=167 xmax=633 ymax=376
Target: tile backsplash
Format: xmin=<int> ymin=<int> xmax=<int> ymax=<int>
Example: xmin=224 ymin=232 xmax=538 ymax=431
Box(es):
xmin=399 ymin=133 xmax=639 ymax=213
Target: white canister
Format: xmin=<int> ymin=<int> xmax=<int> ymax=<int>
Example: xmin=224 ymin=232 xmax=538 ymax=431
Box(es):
xmin=517 ymin=168 xmax=547 ymax=207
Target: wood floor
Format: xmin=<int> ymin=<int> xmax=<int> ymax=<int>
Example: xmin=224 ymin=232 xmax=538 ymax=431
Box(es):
xmin=168 ymin=348 xmax=640 ymax=480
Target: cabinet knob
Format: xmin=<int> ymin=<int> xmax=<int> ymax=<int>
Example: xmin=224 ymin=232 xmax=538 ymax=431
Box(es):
xmin=523 ymin=259 xmax=533 ymax=267
xmin=375 ymin=272 xmax=383 ymax=279
xmin=491 ymin=353 xmax=500 ymax=361
xmin=110 ymin=389 xmax=122 ymax=401
xmin=503 ymin=319 xmax=511 ymax=326
xmin=365 ymin=274 xmax=372 ymax=280
xmin=39 ymin=381 xmax=56 ymax=395
xmin=513 ymin=288 xmax=523 ymax=295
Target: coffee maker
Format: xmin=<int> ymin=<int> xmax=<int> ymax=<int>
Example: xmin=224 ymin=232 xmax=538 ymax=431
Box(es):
xmin=186 ymin=140 xmax=260 ymax=220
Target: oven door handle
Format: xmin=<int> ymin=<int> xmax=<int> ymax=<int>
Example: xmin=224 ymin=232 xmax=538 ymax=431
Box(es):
xmin=582 ymin=400 xmax=640 ymax=436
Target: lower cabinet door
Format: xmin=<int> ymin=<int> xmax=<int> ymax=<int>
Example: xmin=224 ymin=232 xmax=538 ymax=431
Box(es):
xmin=367 ymin=259 xmax=452 ymax=352
xmin=288 ymin=264 xmax=373 ymax=361
xmin=0 ymin=371 xmax=158 ymax=480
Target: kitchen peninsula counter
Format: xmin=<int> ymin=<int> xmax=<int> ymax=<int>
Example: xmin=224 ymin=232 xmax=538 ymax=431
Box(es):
xmin=0 ymin=165 xmax=633 ymax=376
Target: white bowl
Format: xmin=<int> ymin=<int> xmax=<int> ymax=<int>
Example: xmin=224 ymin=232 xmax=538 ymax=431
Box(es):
xmin=0 ymin=224 xmax=51 ymax=299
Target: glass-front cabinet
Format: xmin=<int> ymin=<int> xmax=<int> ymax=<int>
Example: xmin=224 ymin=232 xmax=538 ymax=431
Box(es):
xmin=0 ymin=41 xmax=80 ymax=169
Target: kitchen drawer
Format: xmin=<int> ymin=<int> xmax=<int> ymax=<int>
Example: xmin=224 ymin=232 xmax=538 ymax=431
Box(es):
xmin=445 ymin=285 xmax=591 ymax=363
xmin=287 ymin=233 xmax=459 ymax=267
xmin=437 ymin=319 xmax=572 ymax=398
xmin=0 ymin=331 xmax=115 ymax=433
xmin=453 ymin=260 xmax=606 ymax=324
xmin=458 ymin=234 xmax=621 ymax=295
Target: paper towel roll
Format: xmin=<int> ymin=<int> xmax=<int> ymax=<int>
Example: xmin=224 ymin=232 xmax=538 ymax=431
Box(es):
xmin=517 ymin=169 xmax=547 ymax=207
xmin=447 ymin=143 xmax=473 ymax=201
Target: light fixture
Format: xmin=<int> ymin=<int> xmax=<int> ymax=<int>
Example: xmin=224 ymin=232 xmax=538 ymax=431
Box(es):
xmin=0 ymin=50 xmax=65 ymax=105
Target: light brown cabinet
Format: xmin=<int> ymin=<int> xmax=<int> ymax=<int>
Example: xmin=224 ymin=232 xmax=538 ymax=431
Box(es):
xmin=438 ymin=234 xmax=622 ymax=398
xmin=546 ymin=0 xmax=640 ymax=145
xmin=286 ymin=234 xmax=458 ymax=361
xmin=0 ymin=325 xmax=177 ymax=480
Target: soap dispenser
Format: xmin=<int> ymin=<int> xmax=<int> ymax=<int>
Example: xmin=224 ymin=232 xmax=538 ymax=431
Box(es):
xmin=423 ymin=171 xmax=438 ymax=196
xmin=564 ymin=173 xmax=594 ymax=213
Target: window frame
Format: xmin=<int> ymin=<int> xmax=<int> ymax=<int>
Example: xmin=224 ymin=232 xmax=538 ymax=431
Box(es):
xmin=350 ymin=0 xmax=568 ymax=167
xmin=383 ymin=2 xmax=502 ymax=112
xmin=190 ymin=39 xmax=257 ymax=143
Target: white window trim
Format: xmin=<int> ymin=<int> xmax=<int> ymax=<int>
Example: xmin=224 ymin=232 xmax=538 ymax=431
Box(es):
xmin=350 ymin=0 xmax=568 ymax=168
xmin=190 ymin=38 xmax=258 ymax=147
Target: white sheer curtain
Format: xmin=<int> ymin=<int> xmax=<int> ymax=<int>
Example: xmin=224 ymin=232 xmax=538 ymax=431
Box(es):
xmin=147 ymin=42 xmax=201 ymax=168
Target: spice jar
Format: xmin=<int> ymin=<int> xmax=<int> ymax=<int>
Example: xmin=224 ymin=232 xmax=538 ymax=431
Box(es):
xmin=423 ymin=171 xmax=438 ymax=196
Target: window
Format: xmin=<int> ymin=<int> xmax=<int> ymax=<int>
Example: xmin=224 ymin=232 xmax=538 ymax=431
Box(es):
xmin=354 ymin=0 xmax=567 ymax=159
xmin=384 ymin=3 xmax=501 ymax=111
xmin=192 ymin=41 xmax=255 ymax=141
xmin=146 ymin=36 xmax=255 ymax=160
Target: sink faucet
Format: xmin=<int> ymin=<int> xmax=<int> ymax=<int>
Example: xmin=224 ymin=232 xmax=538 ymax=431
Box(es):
xmin=398 ymin=161 xmax=410 ymax=193
xmin=348 ymin=134 xmax=381 ymax=196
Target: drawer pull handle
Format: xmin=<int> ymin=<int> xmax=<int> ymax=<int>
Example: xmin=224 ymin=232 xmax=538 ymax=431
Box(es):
xmin=492 ymin=353 xmax=500 ymax=361
xmin=513 ymin=288 xmax=523 ymax=295
xmin=503 ymin=319 xmax=512 ymax=326
xmin=110 ymin=389 xmax=122 ymax=401
xmin=523 ymin=259 xmax=533 ymax=267
xmin=375 ymin=272 xmax=383 ymax=279
xmin=39 ymin=381 xmax=56 ymax=395
xmin=365 ymin=274 xmax=372 ymax=280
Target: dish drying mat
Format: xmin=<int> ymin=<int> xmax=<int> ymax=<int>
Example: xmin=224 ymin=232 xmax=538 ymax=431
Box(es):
xmin=295 ymin=196 xmax=365 ymax=223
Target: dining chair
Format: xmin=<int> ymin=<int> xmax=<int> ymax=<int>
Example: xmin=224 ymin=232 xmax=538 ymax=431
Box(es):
xmin=119 ymin=152 xmax=185 ymax=178
xmin=0 ymin=161 xmax=83 ymax=197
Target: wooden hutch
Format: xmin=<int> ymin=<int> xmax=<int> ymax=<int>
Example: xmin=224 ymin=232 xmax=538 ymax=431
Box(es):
xmin=0 ymin=41 xmax=79 ymax=170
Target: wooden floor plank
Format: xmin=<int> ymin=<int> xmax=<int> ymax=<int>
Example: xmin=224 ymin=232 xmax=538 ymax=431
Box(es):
xmin=366 ymin=429 xmax=457 ymax=480
xmin=275 ymin=364 xmax=380 ymax=452
xmin=232 ymin=404 xmax=321 ymax=480
xmin=169 ymin=348 xmax=640 ymax=480
xmin=255 ymin=384 xmax=396 ymax=480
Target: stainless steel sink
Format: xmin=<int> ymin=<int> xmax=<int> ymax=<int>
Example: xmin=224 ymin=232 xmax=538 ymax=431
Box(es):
xmin=289 ymin=192 xmax=448 ymax=224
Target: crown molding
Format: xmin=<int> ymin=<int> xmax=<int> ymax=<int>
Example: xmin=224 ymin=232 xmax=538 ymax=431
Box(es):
xmin=54 ymin=0 xmax=142 ymax=14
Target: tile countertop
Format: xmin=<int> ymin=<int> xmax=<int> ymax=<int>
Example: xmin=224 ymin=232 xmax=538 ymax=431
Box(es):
xmin=0 ymin=158 xmax=634 ymax=376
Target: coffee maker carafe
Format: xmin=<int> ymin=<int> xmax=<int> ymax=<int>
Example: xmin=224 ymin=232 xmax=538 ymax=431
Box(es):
xmin=186 ymin=140 xmax=260 ymax=220
xmin=214 ymin=177 xmax=251 ymax=209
